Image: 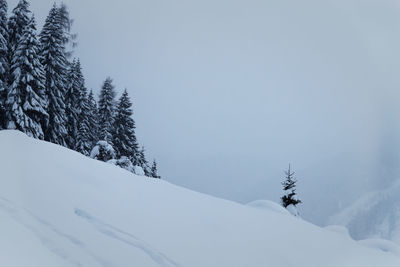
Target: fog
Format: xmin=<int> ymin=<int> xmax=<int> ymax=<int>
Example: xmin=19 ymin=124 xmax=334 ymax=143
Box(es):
xmin=11 ymin=0 xmax=400 ymax=224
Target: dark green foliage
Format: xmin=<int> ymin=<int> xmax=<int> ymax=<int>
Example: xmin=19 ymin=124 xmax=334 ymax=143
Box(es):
xmin=138 ymin=146 xmax=151 ymax=176
xmin=91 ymin=140 xmax=115 ymax=162
xmin=150 ymin=159 xmax=161 ymax=179
xmin=87 ymin=89 xmax=99 ymax=147
xmin=113 ymin=89 xmax=139 ymax=162
xmin=64 ymin=59 xmax=79 ymax=148
xmin=74 ymin=60 xmax=91 ymax=155
xmin=40 ymin=3 xmax=69 ymax=145
xmin=98 ymin=77 xmax=116 ymax=144
xmin=281 ymin=164 xmax=302 ymax=208
xmin=7 ymin=0 xmax=30 ymax=59
xmin=6 ymin=16 xmax=47 ymax=139
xmin=0 ymin=0 xmax=7 ymax=129
xmin=65 ymin=59 xmax=87 ymax=149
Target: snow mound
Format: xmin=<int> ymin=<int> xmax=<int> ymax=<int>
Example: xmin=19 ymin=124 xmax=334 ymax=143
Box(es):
xmin=1 ymin=130 xmax=400 ymax=267
xmin=286 ymin=204 xmax=301 ymax=217
xmin=133 ymin=165 xmax=145 ymax=176
xmin=247 ymin=200 xmax=290 ymax=215
xmin=358 ymin=239 xmax=400 ymax=257
xmin=324 ymin=225 xmax=351 ymax=238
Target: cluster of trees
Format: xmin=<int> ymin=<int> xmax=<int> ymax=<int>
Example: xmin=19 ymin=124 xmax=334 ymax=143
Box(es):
xmin=0 ymin=0 xmax=160 ymax=179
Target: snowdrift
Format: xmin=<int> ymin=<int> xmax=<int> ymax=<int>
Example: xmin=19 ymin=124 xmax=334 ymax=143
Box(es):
xmin=1 ymin=130 xmax=400 ymax=267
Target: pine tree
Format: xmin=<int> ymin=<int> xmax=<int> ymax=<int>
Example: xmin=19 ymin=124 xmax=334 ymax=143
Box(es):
xmin=137 ymin=146 xmax=150 ymax=176
xmin=75 ymin=91 xmax=91 ymax=155
xmin=7 ymin=0 xmax=30 ymax=60
xmin=74 ymin=60 xmax=91 ymax=155
xmin=6 ymin=16 xmax=48 ymax=138
xmin=150 ymin=159 xmax=161 ymax=179
xmin=40 ymin=4 xmax=69 ymax=145
xmin=281 ymin=164 xmax=302 ymax=208
xmin=113 ymin=89 xmax=139 ymax=162
xmin=90 ymin=140 xmax=115 ymax=162
xmin=87 ymin=89 xmax=99 ymax=147
xmin=0 ymin=0 xmax=8 ymax=129
xmin=64 ymin=59 xmax=80 ymax=148
xmin=98 ymin=77 xmax=116 ymax=144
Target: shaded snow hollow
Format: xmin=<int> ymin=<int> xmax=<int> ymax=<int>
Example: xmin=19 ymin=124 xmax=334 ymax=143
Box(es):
xmin=0 ymin=130 xmax=399 ymax=267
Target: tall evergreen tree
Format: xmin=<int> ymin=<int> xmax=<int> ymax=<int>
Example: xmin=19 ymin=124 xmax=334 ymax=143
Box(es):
xmin=87 ymin=89 xmax=99 ymax=147
xmin=74 ymin=60 xmax=91 ymax=155
xmin=98 ymin=77 xmax=116 ymax=144
xmin=150 ymin=159 xmax=161 ymax=179
xmin=138 ymin=146 xmax=150 ymax=176
xmin=7 ymin=0 xmax=30 ymax=59
xmin=40 ymin=4 xmax=69 ymax=145
xmin=113 ymin=89 xmax=139 ymax=162
xmin=6 ymin=16 xmax=48 ymax=138
xmin=281 ymin=164 xmax=302 ymax=208
xmin=0 ymin=0 xmax=8 ymax=129
xmin=75 ymin=92 xmax=91 ymax=155
xmin=64 ymin=59 xmax=80 ymax=148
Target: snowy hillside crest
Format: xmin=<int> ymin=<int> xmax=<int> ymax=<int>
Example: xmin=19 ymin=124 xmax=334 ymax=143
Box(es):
xmin=1 ymin=130 xmax=400 ymax=267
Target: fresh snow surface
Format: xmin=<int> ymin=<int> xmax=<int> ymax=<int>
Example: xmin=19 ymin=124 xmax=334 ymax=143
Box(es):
xmin=324 ymin=225 xmax=351 ymax=238
xmin=1 ymin=130 xmax=400 ymax=267
xmin=247 ymin=199 xmax=290 ymax=215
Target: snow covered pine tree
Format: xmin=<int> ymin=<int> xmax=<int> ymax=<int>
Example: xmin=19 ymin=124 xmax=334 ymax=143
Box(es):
xmin=6 ymin=16 xmax=48 ymax=138
xmin=5 ymin=0 xmax=32 ymax=130
xmin=113 ymin=89 xmax=139 ymax=164
xmin=0 ymin=0 xmax=8 ymax=129
xmin=64 ymin=58 xmax=80 ymax=148
xmin=137 ymin=146 xmax=151 ymax=176
xmin=281 ymin=164 xmax=302 ymax=212
xmin=39 ymin=3 xmax=70 ymax=145
xmin=74 ymin=60 xmax=92 ymax=155
xmin=8 ymin=0 xmax=30 ymax=58
xmin=150 ymin=159 xmax=161 ymax=179
xmin=90 ymin=140 xmax=115 ymax=162
xmin=98 ymin=77 xmax=116 ymax=144
xmin=87 ymin=89 xmax=99 ymax=147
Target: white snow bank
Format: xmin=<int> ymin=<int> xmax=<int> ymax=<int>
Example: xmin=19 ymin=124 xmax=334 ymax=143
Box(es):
xmin=1 ymin=130 xmax=400 ymax=267
xmin=358 ymin=239 xmax=400 ymax=257
xmin=324 ymin=225 xmax=351 ymax=238
xmin=247 ymin=200 xmax=290 ymax=215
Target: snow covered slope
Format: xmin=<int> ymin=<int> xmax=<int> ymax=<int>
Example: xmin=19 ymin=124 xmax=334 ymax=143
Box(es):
xmin=1 ymin=130 xmax=400 ymax=267
xmin=330 ymin=181 xmax=400 ymax=244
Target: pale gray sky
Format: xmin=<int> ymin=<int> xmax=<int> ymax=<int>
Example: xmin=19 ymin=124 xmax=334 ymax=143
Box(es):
xmin=11 ymin=0 xmax=400 ymax=225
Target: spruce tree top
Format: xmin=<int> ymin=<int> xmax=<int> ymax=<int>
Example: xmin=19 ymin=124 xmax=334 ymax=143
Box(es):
xmin=151 ymin=159 xmax=161 ymax=179
xmin=0 ymin=0 xmax=7 ymax=129
xmin=281 ymin=164 xmax=302 ymax=208
xmin=40 ymin=3 xmax=70 ymax=145
xmin=0 ymin=0 xmax=7 ymax=78
xmin=8 ymin=0 xmax=30 ymax=52
xmin=113 ymin=89 xmax=139 ymax=160
xmin=6 ymin=16 xmax=48 ymax=139
xmin=98 ymin=77 xmax=116 ymax=143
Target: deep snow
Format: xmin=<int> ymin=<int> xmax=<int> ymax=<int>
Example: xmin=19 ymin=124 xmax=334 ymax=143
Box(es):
xmin=1 ymin=130 xmax=400 ymax=267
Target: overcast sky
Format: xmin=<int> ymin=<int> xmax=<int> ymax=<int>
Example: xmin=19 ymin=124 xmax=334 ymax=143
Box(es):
xmin=11 ymin=0 xmax=400 ymax=225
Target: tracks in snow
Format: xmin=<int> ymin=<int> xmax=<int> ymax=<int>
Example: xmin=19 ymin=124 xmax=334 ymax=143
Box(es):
xmin=0 ymin=196 xmax=182 ymax=267
xmin=75 ymin=208 xmax=182 ymax=267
